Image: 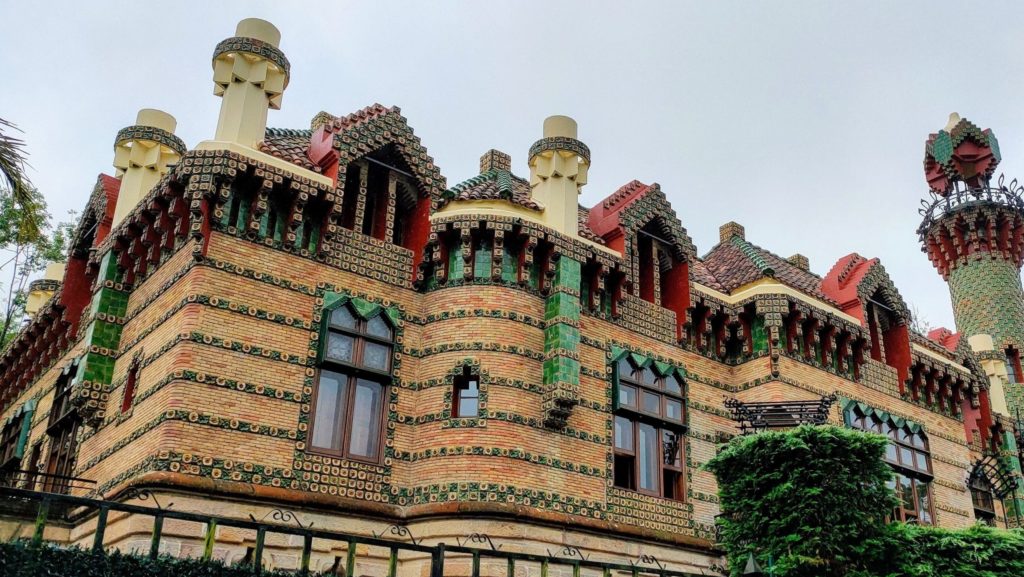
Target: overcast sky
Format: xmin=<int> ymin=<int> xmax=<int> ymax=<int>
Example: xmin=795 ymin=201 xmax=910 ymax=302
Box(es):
xmin=3 ymin=0 xmax=1024 ymax=330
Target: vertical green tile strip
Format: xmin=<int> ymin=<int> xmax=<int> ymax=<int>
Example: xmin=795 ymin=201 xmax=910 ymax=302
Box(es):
xmin=74 ymin=250 xmax=128 ymax=426
xmin=1001 ymin=430 xmax=1024 ymax=528
xmin=542 ymin=256 xmax=581 ymax=428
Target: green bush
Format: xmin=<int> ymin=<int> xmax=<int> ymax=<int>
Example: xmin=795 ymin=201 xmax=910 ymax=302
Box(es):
xmin=0 ymin=539 xmax=299 ymax=577
xmin=704 ymin=424 xmax=1024 ymax=577
xmin=705 ymin=425 xmax=896 ymax=576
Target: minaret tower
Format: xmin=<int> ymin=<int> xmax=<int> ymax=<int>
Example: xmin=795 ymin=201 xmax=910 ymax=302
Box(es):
xmin=918 ymin=114 xmax=1024 ymax=413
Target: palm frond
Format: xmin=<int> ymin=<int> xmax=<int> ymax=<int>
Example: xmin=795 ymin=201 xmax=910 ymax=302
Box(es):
xmin=0 ymin=117 xmax=40 ymax=238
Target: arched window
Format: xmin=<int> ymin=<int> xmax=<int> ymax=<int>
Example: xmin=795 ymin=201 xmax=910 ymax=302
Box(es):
xmin=848 ymin=407 xmax=933 ymax=525
xmin=970 ymin=468 xmax=997 ymax=526
xmin=309 ymin=304 xmax=393 ymax=462
xmin=613 ymin=356 xmax=686 ymax=501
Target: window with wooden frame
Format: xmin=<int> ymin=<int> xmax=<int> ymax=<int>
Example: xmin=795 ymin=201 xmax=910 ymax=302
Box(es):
xmin=309 ymin=303 xmax=393 ymax=463
xmin=0 ymin=406 xmax=31 ymax=480
xmin=612 ymin=356 xmax=686 ymax=501
xmin=1005 ymin=347 xmax=1022 ymax=384
xmin=848 ymin=406 xmax=934 ymax=525
xmin=45 ymin=366 xmax=81 ymax=494
xmin=969 ymin=468 xmax=997 ymax=526
xmin=452 ymin=367 xmax=480 ymax=419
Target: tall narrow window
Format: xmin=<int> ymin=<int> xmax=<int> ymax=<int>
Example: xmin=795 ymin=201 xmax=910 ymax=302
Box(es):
xmin=0 ymin=410 xmax=28 ymax=483
xmin=45 ymin=368 xmax=81 ymax=494
xmin=453 ymin=368 xmax=480 ymax=418
xmin=1005 ymin=347 xmax=1021 ymax=384
xmin=612 ymin=357 xmax=686 ymax=501
xmin=309 ymin=304 xmax=393 ymax=462
xmin=970 ymin=468 xmax=997 ymax=526
xmin=848 ymin=407 xmax=933 ymax=525
xmin=121 ymin=362 xmax=140 ymax=413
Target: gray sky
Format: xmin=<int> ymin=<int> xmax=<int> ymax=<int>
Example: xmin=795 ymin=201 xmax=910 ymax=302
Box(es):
xmin=3 ymin=0 xmax=1024 ymax=330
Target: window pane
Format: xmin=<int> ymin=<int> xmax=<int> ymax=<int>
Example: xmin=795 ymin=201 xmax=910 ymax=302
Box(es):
xmin=366 ymin=315 xmax=392 ymax=339
xmin=638 ymin=423 xmax=659 ymax=492
xmin=912 ymin=433 xmax=926 ymax=449
xmin=456 ymin=379 xmax=479 ymax=418
xmin=326 ymin=332 xmax=354 ymax=363
xmin=916 ymin=480 xmax=932 ymax=524
xmin=915 ymin=450 xmax=929 ymax=472
xmin=311 ymin=371 xmax=346 ymax=451
xmin=898 ymin=475 xmax=915 ymax=509
xmin=619 ymin=385 xmax=637 ymax=408
xmin=641 ymin=391 xmax=660 ymax=414
xmin=665 ymin=399 xmax=683 ymax=422
xmin=617 ymin=358 xmax=635 ymax=382
xmin=884 ymin=441 xmax=897 ymax=463
xmin=900 ymin=446 xmax=914 ymax=468
xmin=362 ymin=342 xmax=391 ymax=371
xmin=899 ymin=428 xmax=912 ymax=443
xmin=662 ymin=430 xmax=681 ymax=467
xmin=614 ymin=416 xmax=634 ymax=451
xmin=348 ymin=379 xmax=383 ymax=459
xmin=641 ymin=368 xmax=658 ymax=386
xmin=665 ymin=375 xmax=682 ymax=395
xmin=330 ymin=306 xmax=357 ymax=329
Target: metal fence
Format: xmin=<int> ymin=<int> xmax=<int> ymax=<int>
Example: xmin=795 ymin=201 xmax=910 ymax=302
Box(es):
xmin=0 ymin=486 xmax=711 ymax=577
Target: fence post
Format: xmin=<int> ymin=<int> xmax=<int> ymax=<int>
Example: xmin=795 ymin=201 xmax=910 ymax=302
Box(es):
xmin=202 ymin=519 xmax=217 ymax=560
xmin=345 ymin=537 xmax=357 ymax=576
xmin=31 ymin=497 xmax=50 ymax=547
xmin=300 ymin=533 xmax=313 ymax=575
xmin=507 ymin=557 xmax=515 ymax=577
xmin=253 ymin=527 xmax=266 ymax=574
xmin=92 ymin=505 xmax=109 ymax=553
xmin=471 ymin=550 xmax=481 ymax=577
xmin=430 ymin=542 xmax=446 ymax=577
xmin=149 ymin=514 xmax=164 ymax=559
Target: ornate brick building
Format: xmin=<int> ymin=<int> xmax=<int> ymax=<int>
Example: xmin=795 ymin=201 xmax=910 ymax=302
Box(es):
xmin=2 ymin=18 xmax=1023 ymax=575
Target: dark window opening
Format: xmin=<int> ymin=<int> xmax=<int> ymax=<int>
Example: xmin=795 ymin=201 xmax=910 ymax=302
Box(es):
xmin=45 ymin=366 xmax=81 ymax=494
xmin=453 ymin=368 xmax=481 ymax=418
xmin=1005 ymin=347 xmax=1022 ymax=384
xmin=970 ymin=470 xmax=997 ymax=526
xmin=340 ymin=163 xmax=362 ymax=231
xmin=121 ymin=363 xmax=139 ymax=413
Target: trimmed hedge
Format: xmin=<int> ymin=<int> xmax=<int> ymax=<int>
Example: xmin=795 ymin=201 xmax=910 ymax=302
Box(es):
xmin=705 ymin=425 xmax=1024 ymax=577
xmin=0 ymin=540 xmax=298 ymax=577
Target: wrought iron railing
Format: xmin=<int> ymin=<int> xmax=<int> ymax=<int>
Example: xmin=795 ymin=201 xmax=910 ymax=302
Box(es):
xmin=0 ymin=486 xmax=710 ymax=576
xmin=724 ymin=395 xmax=837 ymax=435
xmin=917 ymin=174 xmax=1024 ymax=239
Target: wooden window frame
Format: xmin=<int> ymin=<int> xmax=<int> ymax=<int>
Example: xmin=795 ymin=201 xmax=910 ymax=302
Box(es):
xmin=612 ymin=358 xmax=686 ymax=501
xmin=850 ymin=407 xmax=935 ymax=525
xmin=121 ymin=361 xmax=140 ymax=414
xmin=308 ymin=305 xmax=393 ymax=464
xmin=0 ymin=413 xmax=25 ymax=473
xmin=970 ymin=471 xmax=997 ymax=525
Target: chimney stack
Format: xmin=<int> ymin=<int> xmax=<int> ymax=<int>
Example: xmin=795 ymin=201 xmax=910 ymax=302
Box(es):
xmin=528 ymin=116 xmax=590 ymax=236
xmin=787 ymin=253 xmax=810 ymax=271
xmin=480 ymin=149 xmax=511 ymax=173
xmin=111 ymin=109 xmax=186 ymax=227
xmin=719 ymin=221 xmax=745 ymax=243
xmin=212 ymin=18 xmax=290 ymax=148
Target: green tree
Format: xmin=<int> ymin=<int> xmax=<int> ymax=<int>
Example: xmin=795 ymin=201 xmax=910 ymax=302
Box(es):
xmin=704 ymin=425 xmax=896 ymax=577
xmin=0 ymin=117 xmax=41 ymax=238
xmin=0 ymin=187 xmax=77 ymax=349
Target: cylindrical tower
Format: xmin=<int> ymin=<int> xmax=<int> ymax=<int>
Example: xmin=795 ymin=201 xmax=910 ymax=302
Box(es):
xmin=918 ymin=113 xmax=1024 ymax=406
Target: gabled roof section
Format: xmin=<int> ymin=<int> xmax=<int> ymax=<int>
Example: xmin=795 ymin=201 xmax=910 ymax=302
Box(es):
xmin=701 ymin=234 xmax=835 ymax=305
xmin=319 ymin=104 xmax=446 ymax=200
xmin=821 ymin=253 xmax=911 ymax=325
xmin=689 ymin=259 xmax=726 ymax=292
xmin=440 ymin=169 xmax=540 ymax=210
xmin=587 ymin=180 xmax=696 ymax=261
xmin=927 ymin=327 xmax=962 ymax=353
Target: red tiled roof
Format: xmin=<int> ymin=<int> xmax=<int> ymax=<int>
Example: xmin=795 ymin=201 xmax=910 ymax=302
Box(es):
xmin=702 ymin=235 xmax=836 ymax=305
xmin=689 ymin=259 xmax=726 ymax=292
xmin=440 ymin=168 xmax=540 ymax=210
xmin=577 ymin=205 xmax=605 ymax=244
xmin=258 ymin=128 xmax=320 ymax=172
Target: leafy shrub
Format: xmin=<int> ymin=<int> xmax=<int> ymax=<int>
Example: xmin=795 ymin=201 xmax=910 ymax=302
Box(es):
xmin=0 ymin=540 xmax=299 ymax=577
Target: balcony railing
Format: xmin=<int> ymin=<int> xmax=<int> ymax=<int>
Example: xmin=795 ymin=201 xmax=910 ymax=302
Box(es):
xmin=724 ymin=395 xmax=837 ymax=435
xmin=0 ymin=485 xmax=708 ymax=576
xmin=917 ymin=174 xmax=1024 ymax=238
